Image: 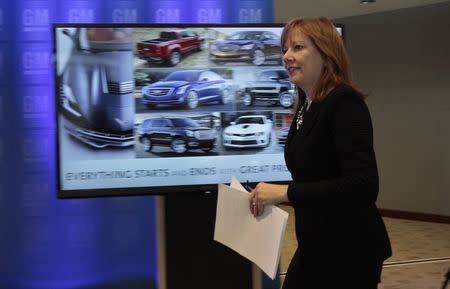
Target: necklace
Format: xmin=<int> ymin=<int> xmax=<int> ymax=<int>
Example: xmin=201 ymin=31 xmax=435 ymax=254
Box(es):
xmin=295 ymin=100 xmax=308 ymax=130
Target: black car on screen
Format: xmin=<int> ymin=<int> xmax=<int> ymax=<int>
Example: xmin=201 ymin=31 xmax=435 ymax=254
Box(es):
xmin=242 ymin=69 xmax=295 ymax=108
xmin=136 ymin=117 xmax=217 ymax=154
xmin=209 ymin=31 xmax=282 ymax=66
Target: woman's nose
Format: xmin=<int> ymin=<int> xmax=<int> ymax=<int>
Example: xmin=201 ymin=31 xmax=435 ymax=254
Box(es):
xmin=283 ymin=50 xmax=292 ymax=64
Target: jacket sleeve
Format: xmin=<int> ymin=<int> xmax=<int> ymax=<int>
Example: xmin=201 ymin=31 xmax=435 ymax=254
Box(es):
xmin=287 ymin=94 xmax=379 ymax=206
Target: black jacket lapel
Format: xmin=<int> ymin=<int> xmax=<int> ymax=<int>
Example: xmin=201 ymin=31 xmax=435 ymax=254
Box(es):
xmin=297 ymin=102 xmax=320 ymax=137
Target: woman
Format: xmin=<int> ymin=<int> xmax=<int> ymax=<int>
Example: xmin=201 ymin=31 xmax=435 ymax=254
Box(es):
xmin=249 ymin=17 xmax=392 ymax=289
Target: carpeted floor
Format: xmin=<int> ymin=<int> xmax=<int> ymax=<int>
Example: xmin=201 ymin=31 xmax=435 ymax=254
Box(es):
xmin=278 ymin=205 xmax=450 ymax=289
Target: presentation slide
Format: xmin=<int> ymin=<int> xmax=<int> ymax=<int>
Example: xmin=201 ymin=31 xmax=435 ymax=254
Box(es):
xmin=55 ymin=24 xmax=296 ymax=197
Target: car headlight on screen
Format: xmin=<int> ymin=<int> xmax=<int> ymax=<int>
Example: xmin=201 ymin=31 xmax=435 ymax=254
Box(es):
xmin=176 ymin=85 xmax=189 ymax=94
xmin=186 ymin=130 xmax=195 ymax=137
xmin=240 ymin=43 xmax=255 ymax=50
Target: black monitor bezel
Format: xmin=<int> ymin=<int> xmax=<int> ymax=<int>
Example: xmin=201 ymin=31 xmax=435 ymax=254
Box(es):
xmin=53 ymin=22 xmax=344 ymax=199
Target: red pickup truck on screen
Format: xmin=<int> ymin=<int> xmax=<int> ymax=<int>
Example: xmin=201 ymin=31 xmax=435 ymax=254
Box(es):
xmin=136 ymin=30 xmax=204 ymax=66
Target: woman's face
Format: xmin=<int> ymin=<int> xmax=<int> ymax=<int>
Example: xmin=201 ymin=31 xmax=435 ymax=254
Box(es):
xmin=282 ymin=29 xmax=325 ymax=95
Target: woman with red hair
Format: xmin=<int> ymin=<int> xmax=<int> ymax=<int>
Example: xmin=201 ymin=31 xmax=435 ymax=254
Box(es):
xmin=249 ymin=17 xmax=392 ymax=289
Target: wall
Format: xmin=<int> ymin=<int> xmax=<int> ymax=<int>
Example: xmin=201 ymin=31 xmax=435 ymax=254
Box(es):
xmin=276 ymin=2 xmax=450 ymax=215
xmin=335 ymin=3 xmax=450 ymax=216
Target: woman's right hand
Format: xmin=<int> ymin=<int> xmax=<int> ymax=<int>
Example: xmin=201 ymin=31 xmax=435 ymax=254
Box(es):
xmin=249 ymin=182 xmax=288 ymax=217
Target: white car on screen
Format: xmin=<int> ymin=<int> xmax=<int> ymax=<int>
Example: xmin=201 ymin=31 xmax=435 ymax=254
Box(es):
xmin=222 ymin=115 xmax=273 ymax=148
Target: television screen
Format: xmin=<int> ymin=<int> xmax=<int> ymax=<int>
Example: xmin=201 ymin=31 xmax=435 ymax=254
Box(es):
xmin=54 ymin=24 xmax=342 ymax=198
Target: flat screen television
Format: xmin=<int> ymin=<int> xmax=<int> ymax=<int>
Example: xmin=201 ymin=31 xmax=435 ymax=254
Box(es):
xmin=54 ymin=23 xmax=343 ymax=198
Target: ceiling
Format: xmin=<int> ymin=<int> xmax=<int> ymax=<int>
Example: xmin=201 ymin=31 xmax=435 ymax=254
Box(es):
xmin=275 ymin=0 xmax=450 ymax=21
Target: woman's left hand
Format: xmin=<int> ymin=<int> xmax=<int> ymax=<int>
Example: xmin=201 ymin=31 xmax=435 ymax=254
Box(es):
xmin=249 ymin=183 xmax=288 ymax=217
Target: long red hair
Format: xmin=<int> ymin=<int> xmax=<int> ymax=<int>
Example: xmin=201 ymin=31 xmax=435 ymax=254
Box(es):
xmin=281 ymin=17 xmax=363 ymax=102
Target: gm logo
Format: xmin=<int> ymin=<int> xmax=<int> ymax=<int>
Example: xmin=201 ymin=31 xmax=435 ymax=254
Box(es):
xmin=155 ymin=8 xmax=180 ymax=23
xmin=0 ymin=48 xmax=4 ymax=84
xmin=239 ymin=8 xmax=262 ymax=23
xmin=23 ymin=135 xmax=50 ymax=162
xmin=21 ymin=183 xmax=49 ymax=208
xmin=197 ymin=9 xmax=222 ymax=23
xmin=22 ymin=220 xmax=50 ymax=246
xmin=0 ymin=8 xmax=3 ymax=31
xmin=112 ymin=8 xmax=137 ymax=23
xmin=22 ymin=8 xmax=49 ymax=32
xmin=67 ymin=222 xmax=95 ymax=246
xmin=22 ymin=51 xmax=50 ymax=75
xmin=23 ymin=94 xmax=49 ymax=117
xmin=68 ymin=9 xmax=94 ymax=22
xmin=113 ymin=217 xmax=139 ymax=247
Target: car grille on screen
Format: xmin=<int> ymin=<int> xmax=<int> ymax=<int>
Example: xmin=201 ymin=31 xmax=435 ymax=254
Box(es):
xmin=67 ymin=125 xmax=134 ymax=142
xmin=195 ymin=130 xmax=215 ymax=140
xmin=219 ymin=44 xmax=239 ymax=52
xmin=108 ymin=81 xmax=134 ymax=94
xmin=78 ymin=127 xmax=133 ymax=139
xmin=147 ymin=88 xmax=174 ymax=96
xmin=232 ymin=133 xmax=256 ymax=137
xmin=252 ymin=87 xmax=279 ymax=92
xmin=231 ymin=140 xmax=258 ymax=145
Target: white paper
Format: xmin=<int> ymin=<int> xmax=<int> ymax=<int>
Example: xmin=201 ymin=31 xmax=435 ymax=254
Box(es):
xmin=214 ymin=177 xmax=289 ymax=279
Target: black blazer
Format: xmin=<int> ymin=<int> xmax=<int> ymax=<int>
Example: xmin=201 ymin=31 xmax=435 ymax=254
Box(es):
xmin=284 ymin=84 xmax=392 ymax=267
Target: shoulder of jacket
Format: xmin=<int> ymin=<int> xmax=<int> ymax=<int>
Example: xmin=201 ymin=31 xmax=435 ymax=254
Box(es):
xmin=322 ymin=84 xmax=364 ymax=109
xmin=327 ymin=84 xmax=361 ymax=101
xmin=320 ymin=85 xmax=369 ymax=123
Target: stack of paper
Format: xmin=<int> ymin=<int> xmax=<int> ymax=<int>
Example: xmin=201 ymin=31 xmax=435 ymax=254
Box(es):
xmin=213 ymin=177 xmax=289 ymax=279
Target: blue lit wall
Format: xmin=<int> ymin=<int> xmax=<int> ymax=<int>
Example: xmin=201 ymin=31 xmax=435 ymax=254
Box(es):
xmin=1 ymin=0 xmax=273 ymax=289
